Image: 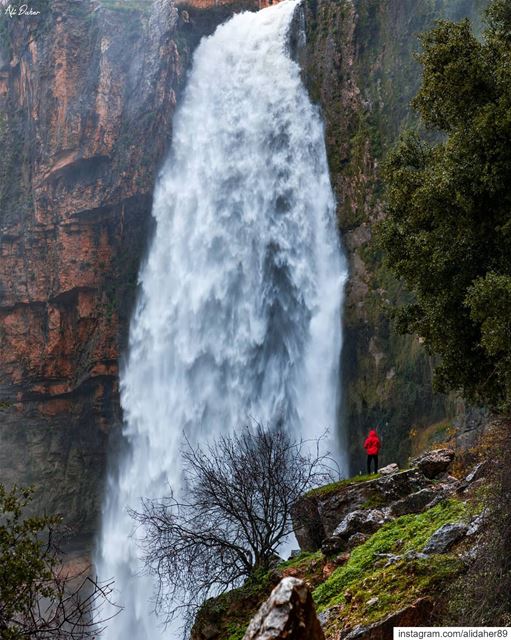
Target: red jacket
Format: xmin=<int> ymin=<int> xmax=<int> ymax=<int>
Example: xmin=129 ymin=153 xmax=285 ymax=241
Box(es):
xmin=364 ymin=430 xmax=381 ymax=456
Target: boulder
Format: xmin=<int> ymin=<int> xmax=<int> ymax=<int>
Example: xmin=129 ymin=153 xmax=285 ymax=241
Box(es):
xmin=333 ymin=509 xmax=388 ymax=538
xmin=378 ymin=463 xmax=399 ymax=476
xmin=411 ymin=449 xmax=455 ymax=479
xmin=375 ymin=469 xmax=430 ymax=501
xmin=346 ymin=532 xmax=370 ymax=550
xmin=423 ymin=523 xmax=468 ymax=554
xmin=322 ymin=509 xmax=388 ymax=554
xmin=389 ymin=488 xmax=439 ymax=517
xmin=243 ymin=577 xmax=324 ymax=640
xmin=341 ymin=598 xmax=434 ymax=639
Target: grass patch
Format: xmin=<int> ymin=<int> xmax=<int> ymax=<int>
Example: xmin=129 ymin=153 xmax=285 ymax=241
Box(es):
xmin=313 ymin=498 xmax=471 ymax=612
xmin=307 ymin=473 xmax=380 ymax=499
xmin=324 ymin=555 xmax=462 ymax=634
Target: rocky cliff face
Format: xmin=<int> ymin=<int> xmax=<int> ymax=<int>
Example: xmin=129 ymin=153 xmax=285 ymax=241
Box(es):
xmin=297 ymin=0 xmax=488 ymax=471
xmin=0 ymin=0 xmax=488 ymax=548
xmin=0 ymin=0 xmax=248 ymax=548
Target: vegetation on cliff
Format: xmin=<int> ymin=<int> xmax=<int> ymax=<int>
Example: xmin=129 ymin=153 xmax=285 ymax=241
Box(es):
xmin=301 ymin=0 xmax=488 ymax=471
xmin=448 ymin=423 xmax=511 ymax=626
xmin=313 ymin=500 xmax=469 ymax=611
xmin=380 ymin=0 xmax=511 ymax=411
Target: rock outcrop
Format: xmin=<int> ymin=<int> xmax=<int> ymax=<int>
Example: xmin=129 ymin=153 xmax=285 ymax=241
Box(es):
xmin=191 ymin=430 xmax=504 ymax=640
xmin=411 ymin=449 xmax=455 ymax=480
xmin=293 ymin=469 xmax=432 ymax=551
xmin=293 ymin=450 xmax=463 ymax=553
xmin=243 ymin=578 xmax=325 ymax=640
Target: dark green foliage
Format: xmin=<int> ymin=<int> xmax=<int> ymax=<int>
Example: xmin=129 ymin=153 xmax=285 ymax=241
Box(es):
xmin=0 ymin=485 xmax=110 ymax=638
xmin=380 ymin=0 xmax=511 ymax=410
xmin=0 ymin=485 xmax=60 ymax=638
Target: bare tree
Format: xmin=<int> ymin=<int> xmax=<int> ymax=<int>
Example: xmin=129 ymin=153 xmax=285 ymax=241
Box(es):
xmin=0 ymin=484 xmax=118 ymax=639
xmin=130 ymin=425 xmax=332 ymax=628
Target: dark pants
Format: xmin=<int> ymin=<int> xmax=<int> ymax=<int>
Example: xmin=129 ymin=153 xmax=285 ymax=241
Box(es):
xmin=367 ymin=454 xmax=378 ymax=474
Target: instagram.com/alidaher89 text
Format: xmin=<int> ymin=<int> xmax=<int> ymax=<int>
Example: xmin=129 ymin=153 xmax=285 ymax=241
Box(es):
xmin=395 ymin=629 xmax=509 ymax=639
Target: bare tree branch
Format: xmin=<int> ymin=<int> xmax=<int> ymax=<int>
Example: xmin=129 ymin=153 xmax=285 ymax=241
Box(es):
xmin=130 ymin=424 xmax=334 ymax=631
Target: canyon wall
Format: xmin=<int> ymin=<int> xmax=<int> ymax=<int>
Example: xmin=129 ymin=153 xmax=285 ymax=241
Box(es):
xmin=0 ymin=0 xmax=248 ymax=550
xmin=299 ymin=0 xmax=488 ymax=472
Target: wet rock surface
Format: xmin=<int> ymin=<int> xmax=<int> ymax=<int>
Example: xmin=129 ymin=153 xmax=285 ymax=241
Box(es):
xmin=423 ymin=523 xmax=468 ymax=554
xmin=411 ymin=449 xmax=455 ymax=479
xmin=243 ymin=578 xmax=325 ymax=640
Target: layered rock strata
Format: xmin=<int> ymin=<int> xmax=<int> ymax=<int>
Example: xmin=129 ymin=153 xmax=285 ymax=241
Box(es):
xmin=0 ymin=0 xmax=244 ymax=547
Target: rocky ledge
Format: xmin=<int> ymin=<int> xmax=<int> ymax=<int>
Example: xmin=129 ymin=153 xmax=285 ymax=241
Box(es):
xmin=192 ymin=447 xmax=489 ymax=640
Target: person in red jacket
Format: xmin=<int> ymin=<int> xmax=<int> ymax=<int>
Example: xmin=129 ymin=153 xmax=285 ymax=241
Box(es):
xmin=364 ymin=429 xmax=381 ymax=474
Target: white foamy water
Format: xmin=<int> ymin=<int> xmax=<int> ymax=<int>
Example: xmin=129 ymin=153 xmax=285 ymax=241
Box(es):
xmin=96 ymin=1 xmax=347 ymax=637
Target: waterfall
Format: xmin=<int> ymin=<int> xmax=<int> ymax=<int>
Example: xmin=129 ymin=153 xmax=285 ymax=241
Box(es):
xmin=96 ymin=0 xmax=347 ymax=637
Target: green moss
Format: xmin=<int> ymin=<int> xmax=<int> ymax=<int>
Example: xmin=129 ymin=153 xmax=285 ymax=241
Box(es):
xmin=226 ymin=622 xmax=248 ymax=640
xmin=338 ymin=555 xmax=462 ymax=630
xmin=313 ymin=498 xmax=470 ymax=611
xmin=361 ymin=492 xmax=387 ymax=509
xmin=306 ymin=473 xmax=380 ymax=499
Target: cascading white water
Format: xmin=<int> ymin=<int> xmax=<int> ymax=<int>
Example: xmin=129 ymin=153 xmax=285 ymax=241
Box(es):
xmin=96 ymin=1 xmax=347 ymax=637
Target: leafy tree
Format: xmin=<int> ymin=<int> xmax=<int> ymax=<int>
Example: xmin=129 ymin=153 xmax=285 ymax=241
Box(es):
xmin=130 ymin=425 xmax=331 ymax=629
xmin=379 ymin=0 xmax=511 ymax=411
xmin=0 ymin=485 xmax=114 ymax=638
